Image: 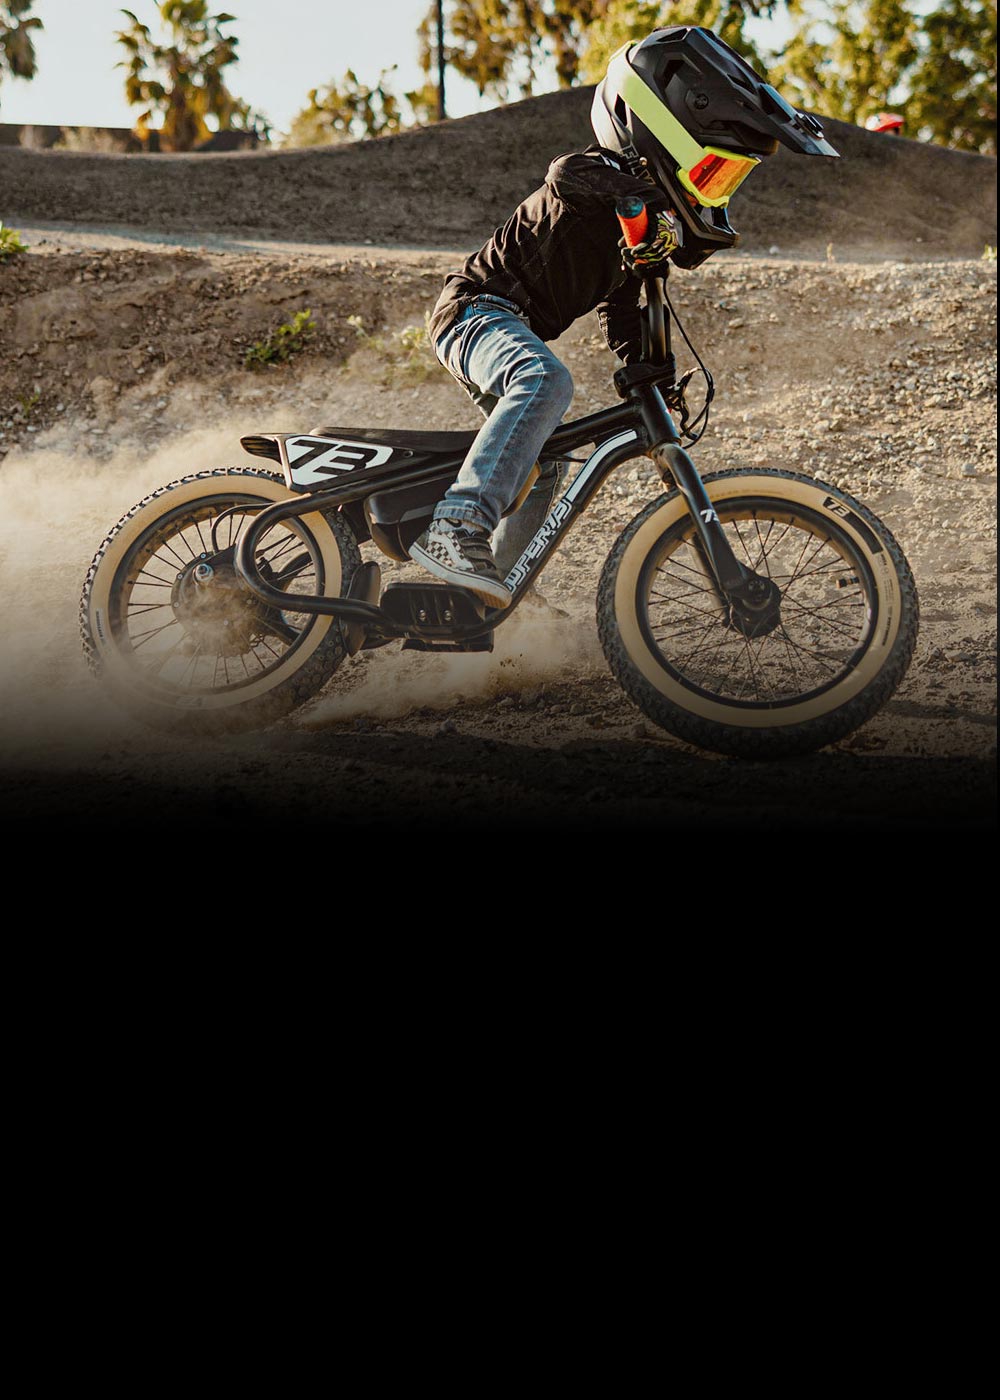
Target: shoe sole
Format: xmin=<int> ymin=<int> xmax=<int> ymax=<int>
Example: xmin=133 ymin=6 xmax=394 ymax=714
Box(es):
xmin=409 ymin=539 xmax=511 ymax=610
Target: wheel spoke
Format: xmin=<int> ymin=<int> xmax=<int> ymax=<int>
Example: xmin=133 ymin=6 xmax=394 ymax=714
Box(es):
xmin=130 ymin=617 xmax=183 ymax=648
xmin=107 ymin=491 xmax=328 ymax=697
xmin=263 ymin=617 xmax=301 ymax=644
xmin=636 ymin=498 xmax=879 ymax=706
xmin=271 ymin=551 xmax=315 ymax=584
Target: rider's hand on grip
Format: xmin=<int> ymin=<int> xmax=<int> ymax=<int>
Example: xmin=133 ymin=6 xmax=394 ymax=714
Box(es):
xmin=619 ymin=209 xmax=683 ymax=277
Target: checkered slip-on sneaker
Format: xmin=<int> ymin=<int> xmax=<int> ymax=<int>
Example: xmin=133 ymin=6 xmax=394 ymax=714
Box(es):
xmin=409 ymin=517 xmax=511 ymax=609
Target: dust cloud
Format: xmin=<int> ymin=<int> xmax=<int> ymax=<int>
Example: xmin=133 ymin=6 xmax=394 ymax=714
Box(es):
xmin=0 ymin=419 xmax=606 ymax=758
xmin=0 ymin=423 xmax=258 ymax=755
xmin=304 ymin=602 xmax=604 ymax=728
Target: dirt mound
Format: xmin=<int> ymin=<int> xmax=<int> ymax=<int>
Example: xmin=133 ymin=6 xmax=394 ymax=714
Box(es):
xmin=3 ymin=87 xmax=995 ymax=257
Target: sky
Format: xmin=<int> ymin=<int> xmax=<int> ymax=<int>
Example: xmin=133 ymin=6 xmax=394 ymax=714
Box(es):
xmin=0 ymin=0 xmax=471 ymax=131
xmin=0 ymin=0 xmax=791 ymax=135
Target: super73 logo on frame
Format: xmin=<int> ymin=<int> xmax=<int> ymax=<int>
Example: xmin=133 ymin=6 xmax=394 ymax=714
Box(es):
xmin=287 ymin=437 xmax=393 ymax=485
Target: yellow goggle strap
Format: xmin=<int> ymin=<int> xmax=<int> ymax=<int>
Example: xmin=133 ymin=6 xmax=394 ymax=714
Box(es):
xmin=617 ymin=62 xmax=760 ymax=208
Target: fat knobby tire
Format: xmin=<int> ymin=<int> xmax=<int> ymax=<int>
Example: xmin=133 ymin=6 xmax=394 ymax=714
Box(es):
xmin=597 ymin=468 xmax=920 ymax=758
xmin=80 ymin=466 xmax=362 ymax=734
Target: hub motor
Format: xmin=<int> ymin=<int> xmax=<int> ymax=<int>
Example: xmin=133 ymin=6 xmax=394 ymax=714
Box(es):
xmin=727 ymin=574 xmax=783 ymax=638
xmin=171 ymin=547 xmax=271 ymax=657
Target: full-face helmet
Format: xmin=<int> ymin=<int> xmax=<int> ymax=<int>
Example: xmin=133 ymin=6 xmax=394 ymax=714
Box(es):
xmin=591 ymin=26 xmax=840 ymax=268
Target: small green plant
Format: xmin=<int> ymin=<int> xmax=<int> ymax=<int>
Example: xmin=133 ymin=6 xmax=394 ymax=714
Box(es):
xmin=18 ymin=388 xmax=41 ymax=415
xmin=345 ymin=312 xmax=441 ymax=385
xmin=984 ymin=245 xmax=997 ymax=261
xmin=244 ymin=308 xmax=316 ymax=368
xmin=0 ymin=222 xmax=28 ymax=262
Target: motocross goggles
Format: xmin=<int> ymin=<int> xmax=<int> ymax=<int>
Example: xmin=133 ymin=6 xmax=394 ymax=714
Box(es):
xmin=675 ymin=147 xmax=760 ymax=206
xmin=618 ymin=64 xmax=761 ymax=208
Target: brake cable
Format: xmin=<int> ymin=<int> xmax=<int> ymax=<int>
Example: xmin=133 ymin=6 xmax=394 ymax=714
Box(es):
xmin=663 ymin=283 xmax=715 ymax=446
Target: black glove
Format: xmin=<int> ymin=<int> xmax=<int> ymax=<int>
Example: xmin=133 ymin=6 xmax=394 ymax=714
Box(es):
xmin=620 ymin=209 xmax=683 ymax=276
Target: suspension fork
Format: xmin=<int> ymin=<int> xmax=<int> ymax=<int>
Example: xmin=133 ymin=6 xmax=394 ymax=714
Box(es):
xmin=631 ymin=381 xmax=749 ymax=596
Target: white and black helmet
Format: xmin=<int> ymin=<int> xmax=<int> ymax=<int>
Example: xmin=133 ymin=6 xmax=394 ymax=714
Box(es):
xmin=591 ymin=26 xmax=840 ymax=267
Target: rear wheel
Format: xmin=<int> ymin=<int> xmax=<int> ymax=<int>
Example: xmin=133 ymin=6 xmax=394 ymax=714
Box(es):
xmin=598 ymin=469 xmax=919 ymax=757
xmin=81 ymin=467 xmax=361 ymax=733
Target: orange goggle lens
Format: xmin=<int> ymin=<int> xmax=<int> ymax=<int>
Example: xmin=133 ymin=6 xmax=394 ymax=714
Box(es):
xmin=679 ymin=150 xmax=760 ymax=207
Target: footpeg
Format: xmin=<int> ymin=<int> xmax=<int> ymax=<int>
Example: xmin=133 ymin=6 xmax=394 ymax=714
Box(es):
xmin=382 ymin=582 xmax=494 ymax=652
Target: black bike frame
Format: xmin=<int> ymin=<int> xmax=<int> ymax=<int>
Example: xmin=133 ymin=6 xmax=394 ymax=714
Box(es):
xmin=234 ymin=289 xmax=755 ymax=644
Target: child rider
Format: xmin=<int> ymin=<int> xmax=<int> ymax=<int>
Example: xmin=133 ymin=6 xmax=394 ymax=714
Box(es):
xmin=409 ymin=26 xmax=839 ymax=608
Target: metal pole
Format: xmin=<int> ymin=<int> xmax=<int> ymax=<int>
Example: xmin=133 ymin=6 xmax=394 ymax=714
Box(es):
xmin=437 ymin=0 xmax=446 ymax=120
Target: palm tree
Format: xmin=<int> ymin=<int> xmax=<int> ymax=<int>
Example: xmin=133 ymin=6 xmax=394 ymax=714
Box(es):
xmin=0 ymin=0 xmax=42 ymax=107
xmin=116 ymin=1 xmax=265 ymax=150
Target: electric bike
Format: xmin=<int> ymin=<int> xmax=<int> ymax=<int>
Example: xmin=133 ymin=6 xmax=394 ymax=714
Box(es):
xmin=80 ymin=266 xmax=918 ymax=759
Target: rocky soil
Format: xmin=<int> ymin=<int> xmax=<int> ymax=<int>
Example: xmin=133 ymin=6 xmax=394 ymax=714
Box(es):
xmin=0 ymin=232 xmax=995 ymax=834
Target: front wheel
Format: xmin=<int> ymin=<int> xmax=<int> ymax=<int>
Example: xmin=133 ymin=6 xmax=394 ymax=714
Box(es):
xmin=598 ymin=469 xmax=919 ymax=758
xmin=81 ymin=467 xmax=361 ymax=733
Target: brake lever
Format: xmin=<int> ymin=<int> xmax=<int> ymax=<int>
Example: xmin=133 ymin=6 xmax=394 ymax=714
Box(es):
xmin=662 ymin=368 xmax=698 ymax=434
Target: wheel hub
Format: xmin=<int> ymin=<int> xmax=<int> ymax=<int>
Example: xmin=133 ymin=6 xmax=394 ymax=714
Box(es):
xmin=727 ymin=574 xmax=783 ymax=638
xmin=172 ymin=547 xmax=269 ymax=656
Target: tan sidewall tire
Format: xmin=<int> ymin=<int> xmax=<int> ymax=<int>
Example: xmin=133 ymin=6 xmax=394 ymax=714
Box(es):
xmin=81 ymin=468 xmax=356 ymax=731
xmin=601 ymin=470 xmax=918 ymax=753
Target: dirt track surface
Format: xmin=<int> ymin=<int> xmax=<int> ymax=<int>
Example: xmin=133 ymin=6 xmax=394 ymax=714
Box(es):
xmin=0 ymin=99 xmax=996 ymax=836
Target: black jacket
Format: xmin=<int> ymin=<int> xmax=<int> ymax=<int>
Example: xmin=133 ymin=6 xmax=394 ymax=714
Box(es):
xmin=427 ymin=146 xmax=670 ymax=365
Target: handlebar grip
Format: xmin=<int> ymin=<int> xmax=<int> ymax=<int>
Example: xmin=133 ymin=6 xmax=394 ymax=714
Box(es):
xmin=616 ymin=196 xmax=649 ymax=246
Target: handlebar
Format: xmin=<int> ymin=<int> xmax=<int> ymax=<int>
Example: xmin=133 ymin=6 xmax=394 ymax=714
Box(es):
xmin=615 ymin=198 xmax=670 ymax=367
xmin=616 ymin=195 xmax=650 ymax=247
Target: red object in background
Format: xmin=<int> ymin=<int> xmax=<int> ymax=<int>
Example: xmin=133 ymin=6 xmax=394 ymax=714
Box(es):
xmin=865 ymin=112 xmax=904 ymax=134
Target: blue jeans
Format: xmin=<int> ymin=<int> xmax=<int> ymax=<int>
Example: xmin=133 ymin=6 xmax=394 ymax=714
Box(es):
xmin=432 ymin=296 xmax=574 ymax=567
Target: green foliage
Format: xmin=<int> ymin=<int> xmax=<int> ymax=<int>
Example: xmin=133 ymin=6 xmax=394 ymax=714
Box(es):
xmin=0 ymin=220 xmax=27 ymax=260
xmin=770 ymin=1 xmax=996 ymax=154
xmin=244 ymin=309 xmax=316 ymax=369
xmin=906 ymin=0 xmax=996 ymax=155
xmin=580 ymin=0 xmax=771 ymax=83
xmin=418 ymin=0 xmax=527 ymax=102
xmin=54 ymin=126 xmax=124 ymax=152
xmin=116 ymin=2 xmax=268 ymax=151
xmin=286 ymin=66 xmax=404 ymax=145
xmin=770 ymin=1 xmax=918 ymax=121
xmin=419 ymin=0 xmax=623 ymax=101
xmin=0 ymin=0 xmax=42 ymax=103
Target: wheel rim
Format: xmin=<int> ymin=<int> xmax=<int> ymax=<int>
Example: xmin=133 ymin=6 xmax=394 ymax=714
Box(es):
xmin=110 ymin=492 xmax=326 ymax=698
xmin=636 ymin=500 xmax=878 ymax=710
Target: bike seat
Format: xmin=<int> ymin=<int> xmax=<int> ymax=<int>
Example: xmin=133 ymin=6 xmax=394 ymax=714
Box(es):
xmin=311 ymin=426 xmax=479 ymax=454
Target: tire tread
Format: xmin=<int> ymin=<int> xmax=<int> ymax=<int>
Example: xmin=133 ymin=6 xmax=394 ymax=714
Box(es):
xmin=597 ymin=468 xmax=919 ymax=758
xmin=80 ymin=467 xmax=361 ymax=734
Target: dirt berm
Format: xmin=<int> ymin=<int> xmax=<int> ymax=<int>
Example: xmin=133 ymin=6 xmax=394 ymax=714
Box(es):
xmin=2 ymin=87 xmax=996 ymax=257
